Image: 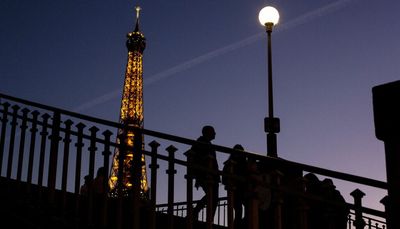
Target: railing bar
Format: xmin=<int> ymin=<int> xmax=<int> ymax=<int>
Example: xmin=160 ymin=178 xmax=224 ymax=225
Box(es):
xmin=61 ymin=119 xmax=72 ymax=213
xmin=61 ymin=120 xmax=72 ymax=192
xmin=74 ymin=123 xmax=85 ymax=194
xmin=47 ymin=111 xmax=61 ymax=204
xmin=185 ymin=149 xmax=194 ymax=229
xmin=166 ymin=145 xmax=177 ymax=229
xmin=37 ymin=114 xmax=50 ymax=187
xmin=217 ymin=200 xmax=220 ymax=225
xmin=0 ymin=102 xmax=10 ymax=175
xmin=100 ymin=130 xmax=112 ymax=228
xmin=27 ymin=110 xmax=39 ymax=185
xmin=6 ymin=105 xmax=19 ymax=179
xmin=16 ymin=108 xmax=29 ymax=182
xmin=149 ymin=141 xmax=160 ymax=229
xmin=88 ymin=126 xmax=98 ymax=182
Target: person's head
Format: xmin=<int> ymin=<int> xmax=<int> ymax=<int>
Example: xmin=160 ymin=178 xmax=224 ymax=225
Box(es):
xmin=233 ymin=144 xmax=244 ymax=151
xmin=230 ymin=144 xmax=245 ymax=160
xmin=202 ymin=125 xmax=216 ymax=141
xmin=321 ymin=178 xmax=335 ymax=190
xmin=304 ymin=173 xmax=320 ymax=192
xmin=97 ymin=167 xmax=106 ymax=177
xmin=84 ymin=175 xmax=91 ymax=184
xmin=304 ymin=173 xmax=319 ymax=183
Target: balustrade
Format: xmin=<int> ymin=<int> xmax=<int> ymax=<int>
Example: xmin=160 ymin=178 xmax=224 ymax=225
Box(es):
xmin=0 ymin=92 xmax=390 ymax=229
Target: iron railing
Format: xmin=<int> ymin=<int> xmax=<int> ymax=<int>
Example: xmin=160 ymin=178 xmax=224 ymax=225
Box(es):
xmin=0 ymin=92 xmax=389 ymax=229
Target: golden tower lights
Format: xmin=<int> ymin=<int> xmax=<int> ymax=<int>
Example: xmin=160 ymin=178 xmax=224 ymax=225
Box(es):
xmin=108 ymin=6 xmax=148 ymax=197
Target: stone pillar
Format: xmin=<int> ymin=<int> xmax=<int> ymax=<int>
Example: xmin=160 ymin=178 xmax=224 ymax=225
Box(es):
xmin=372 ymin=80 xmax=400 ymax=229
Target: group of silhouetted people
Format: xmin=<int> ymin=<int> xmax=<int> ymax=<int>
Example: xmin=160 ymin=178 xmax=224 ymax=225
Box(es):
xmin=77 ymin=125 xmax=349 ymax=229
xmin=189 ymin=125 xmax=349 ymax=229
xmin=80 ymin=166 xmax=107 ymax=196
xmin=304 ymin=172 xmax=349 ymax=229
xmin=189 ymin=125 xmax=272 ymax=227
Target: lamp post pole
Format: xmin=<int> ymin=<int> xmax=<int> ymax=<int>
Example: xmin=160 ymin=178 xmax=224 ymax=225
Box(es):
xmin=266 ymin=22 xmax=279 ymax=158
xmin=259 ymin=6 xmax=280 ymax=158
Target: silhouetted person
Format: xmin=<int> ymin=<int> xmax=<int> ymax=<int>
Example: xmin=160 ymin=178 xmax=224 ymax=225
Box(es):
xmin=92 ymin=167 xmax=108 ymax=227
xmin=80 ymin=175 xmax=92 ymax=196
xmin=92 ymin=167 xmax=107 ymax=195
xmin=222 ymin=144 xmax=247 ymax=227
xmin=304 ymin=172 xmax=324 ymax=229
xmin=304 ymin=174 xmax=349 ymax=229
xmin=320 ymin=178 xmax=349 ymax=229
xmin=79 ymin=174 xmax=93 ymax=224
xmin=191 ymin=125 xmax=220 ymax=221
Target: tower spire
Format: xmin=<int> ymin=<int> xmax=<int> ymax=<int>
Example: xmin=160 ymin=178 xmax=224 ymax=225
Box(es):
xmin=134 ymin=6 xmax=141 ymax=32
xmin=108 ymin=5 xmax=148 ymax=197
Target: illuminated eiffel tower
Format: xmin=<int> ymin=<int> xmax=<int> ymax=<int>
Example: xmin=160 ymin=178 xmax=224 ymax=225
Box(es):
xmin=108 ymin=6 xmax=148 ymax=197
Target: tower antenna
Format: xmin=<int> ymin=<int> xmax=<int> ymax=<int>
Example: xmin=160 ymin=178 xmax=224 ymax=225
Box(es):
xmin=135 ymin=5 xmax=141 ymax=20
xmin=134 ymin=5 xmax=141 ymax=31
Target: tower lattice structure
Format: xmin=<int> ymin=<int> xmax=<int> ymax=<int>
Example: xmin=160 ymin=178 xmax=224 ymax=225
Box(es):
xmin=108 ymin=6 xmax=148 ymax=197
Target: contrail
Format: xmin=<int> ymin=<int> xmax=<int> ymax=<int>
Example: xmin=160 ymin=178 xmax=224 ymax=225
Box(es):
xmin=73 ymin=89 xmax=121 ymax=112
xmin=73 ymin=0 xmax=357 ymax=113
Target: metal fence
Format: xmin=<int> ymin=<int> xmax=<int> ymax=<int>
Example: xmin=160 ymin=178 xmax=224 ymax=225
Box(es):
xmin=0 ymin=92 xmax=388 ymax=229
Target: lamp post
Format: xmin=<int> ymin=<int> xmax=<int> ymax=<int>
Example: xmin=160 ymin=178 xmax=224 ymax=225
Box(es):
xmin=259 ymin=6 xmax=280 ymax=158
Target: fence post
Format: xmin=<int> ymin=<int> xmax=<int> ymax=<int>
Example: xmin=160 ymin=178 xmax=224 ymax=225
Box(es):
xmin=74 ymin=122 xmax=86 ymax=221
xmin=166 ymin=145 xmax=177 ymax=229
xmin=47 ymin=111 xmax=61 ymax=205
xmin=16 ymin=108 xmax=29 ymax=182
xmin=351 ymin=189 xmax=366 ymax=229
xmin=88 ymin=126 xmax=99 ymax=180
xmin=6 ymin=105 xmax=19 ymax=179
xmin=0 ymin=102 xmax=10 ymax=174
xmin=184 ymin=149 xmax=194 ymax=229
xmin=74 ymin=123 xmax=86 ymax=194
xmin=205 ymin=153 xmax=216 ymax=229
xmin=149 ymin=140 xmax=160 ymax=229
xmin=27 ymin=110 xmax=39 ymax=189
xmin=38 ymin=113 xmax=50 ymax=188
xmin=101 ymin=130 xmax=113 ymax=228
xmin=61 ymin=119 xmax=73 ymax=212
xmin=87 ymin=125 xmax=99 ymax=227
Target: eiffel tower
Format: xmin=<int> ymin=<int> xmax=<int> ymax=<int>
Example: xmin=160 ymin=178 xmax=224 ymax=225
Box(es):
xmin=108 ymin=6 xmax=148 ymax=198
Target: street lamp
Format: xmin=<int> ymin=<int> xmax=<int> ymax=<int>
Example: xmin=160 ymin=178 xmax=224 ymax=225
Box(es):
xmin=259 ymin=6 xmax=280 ymax=158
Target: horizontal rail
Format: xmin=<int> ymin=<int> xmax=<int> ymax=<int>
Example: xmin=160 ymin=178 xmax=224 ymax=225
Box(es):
xmin=0 ymin=92 xmax=387 ymax=190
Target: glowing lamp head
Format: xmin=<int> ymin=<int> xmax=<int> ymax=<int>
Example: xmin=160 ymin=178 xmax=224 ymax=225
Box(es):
xmin=259 ymin=6 xmax=280 ymax=26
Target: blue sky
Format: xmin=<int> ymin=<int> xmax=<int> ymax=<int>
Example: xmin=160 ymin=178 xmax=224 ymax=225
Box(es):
xmin=1 ymin=0 xmax=399 ymax=211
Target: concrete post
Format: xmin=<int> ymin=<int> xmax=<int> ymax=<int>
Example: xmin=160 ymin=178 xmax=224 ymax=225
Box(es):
xmin=372 ymin=80 xmax=400 ymax=229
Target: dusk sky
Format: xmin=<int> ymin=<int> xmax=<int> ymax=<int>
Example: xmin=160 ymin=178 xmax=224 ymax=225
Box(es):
xmin=1 ymin=0 xmax=399 ymax=211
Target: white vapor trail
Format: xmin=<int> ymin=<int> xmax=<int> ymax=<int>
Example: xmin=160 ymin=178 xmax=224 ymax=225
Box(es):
xmin=73 ymin=0 xmax=357 ymax=113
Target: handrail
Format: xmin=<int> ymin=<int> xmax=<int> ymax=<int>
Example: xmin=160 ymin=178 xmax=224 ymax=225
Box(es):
xmin=0 ymin=92 xmax=388 ymax=229
xmin=0 ymin=92 xmax=387 ymax=190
